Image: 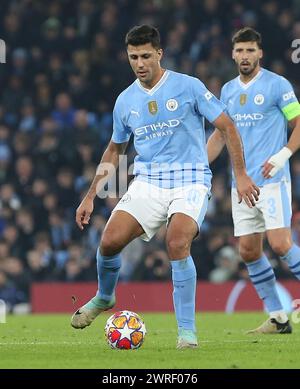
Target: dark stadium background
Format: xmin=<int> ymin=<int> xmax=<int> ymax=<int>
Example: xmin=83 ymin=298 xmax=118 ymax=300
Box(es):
xmin=0 ymin=0 xmax=299 ymax=313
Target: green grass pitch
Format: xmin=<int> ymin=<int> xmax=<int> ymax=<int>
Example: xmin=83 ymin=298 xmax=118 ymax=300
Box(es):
xmin=0 ymin=312 xmax=299 ymax=369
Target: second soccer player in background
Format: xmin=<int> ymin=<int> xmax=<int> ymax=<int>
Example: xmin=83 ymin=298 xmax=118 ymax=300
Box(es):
xmin=208 ymin=27 xmax=300 ymax=334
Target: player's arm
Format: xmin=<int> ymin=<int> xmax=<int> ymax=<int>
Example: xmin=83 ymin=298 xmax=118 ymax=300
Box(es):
xmin=286 ymin=115 xmax=300 ymax=153
xmin=263 ymin=114 xmax=300 ymax=178
xmin=206 ymin=128 xmax=226 ymax=163
xmin=213 ymin=112 xmax=260 ymax=207
xmin=206 ymin=83 xmax=227 ymax=163
xmin=76 ymin=141 xmax=128 ymax=230
xmin=263 ymin=78 xmax=300 ymax=178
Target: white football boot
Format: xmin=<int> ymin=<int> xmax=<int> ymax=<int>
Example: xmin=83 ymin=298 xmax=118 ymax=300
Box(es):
xmin=177 ymin=328 xmax=198 ymax=349
xmin=71 ymin=295 xmax=115 ymax=329
xmin=246 ymin=318 xmax=292 ymax=334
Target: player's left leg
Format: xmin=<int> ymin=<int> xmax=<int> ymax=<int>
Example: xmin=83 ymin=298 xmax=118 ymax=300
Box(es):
xmin=232 ymin=185 xmax=291 ymax=334
xmin=166 ymin=213 xmax=199 ymax=349
xmin=166 ymin=185 xmax=209 ymax=348
xmin=267 ymin=228 xmax=300 ymax=281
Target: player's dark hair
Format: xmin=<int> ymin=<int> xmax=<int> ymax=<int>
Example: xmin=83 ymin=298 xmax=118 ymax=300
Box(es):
xmin=232 ymin=27 xmax=262 ymax=48
xmin=125 ymin=25 xmax=161 ymax=49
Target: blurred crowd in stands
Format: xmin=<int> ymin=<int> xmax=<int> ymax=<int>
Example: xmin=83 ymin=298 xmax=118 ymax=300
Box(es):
xmin=0 ymin=0 xmax=300 ymax=309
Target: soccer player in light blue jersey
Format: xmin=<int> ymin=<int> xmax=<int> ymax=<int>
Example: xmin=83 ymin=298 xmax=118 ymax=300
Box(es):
xmin=207 ymin=27 xmax=300 ymax=334
xmin=71 ymin=25 xmax=259 ymax=348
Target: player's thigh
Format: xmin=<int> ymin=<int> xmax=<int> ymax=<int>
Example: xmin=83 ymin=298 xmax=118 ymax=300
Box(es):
xmin=239 ymin=233 xmax=264 ymax=262
xmin=166 ymin=185 xmax=208 ymax=257
xmin=262 ymin=181 xmax=292 ymax=231
xmin=232 ymin=188 xmax=265 ymax=236
xmin=100 ymin=210 xmax=145 ymax=255
xmin=167 ymin=213 xmax=198 ymax=245
xmin=266 ymin=228 xmax=292 ymax=256
xmin=113 ymin=180 xmax=167 ymax=242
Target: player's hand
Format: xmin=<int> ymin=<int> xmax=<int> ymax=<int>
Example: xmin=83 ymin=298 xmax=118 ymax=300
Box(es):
xmin=236 ymin=173 xmax=260 ymax=208
xmin=76 ymin=196 xmax=94 ymax=230
xmin=262 ymin=147 xmax=292 ymax=179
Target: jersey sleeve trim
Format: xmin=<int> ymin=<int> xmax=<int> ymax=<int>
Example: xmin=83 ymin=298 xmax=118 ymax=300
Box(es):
xmin=209 ymin=106 xmax=226 ymax=123
xmin=281 ymin=101 xmax=300 ymax=121
xmin=111 ymin=133 xmax=131 ymax=143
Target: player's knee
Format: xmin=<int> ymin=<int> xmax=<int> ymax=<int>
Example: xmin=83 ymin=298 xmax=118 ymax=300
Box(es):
xmin=166 ymin=237 xmax=190 ymax=258
xmin=100 ymin=233 xmax=122 ymax=256
xmin=269 ymin=240 xmax=291 ymax=257
xmin=239 ymin=245 xmax=261 ymax=262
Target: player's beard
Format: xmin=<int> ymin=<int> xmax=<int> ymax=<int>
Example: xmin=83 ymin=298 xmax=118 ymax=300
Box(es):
xmin=239 ymin=59 xmax=259 ymax=76
xmin=136 ymin=70 xmax=151 ymax=86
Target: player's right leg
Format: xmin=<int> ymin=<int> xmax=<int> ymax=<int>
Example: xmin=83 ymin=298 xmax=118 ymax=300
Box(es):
xmin=239 ymin=233 xmax=291 ymax=334
xmin=71 ymin=210 xmax=144 ymax=329
xmin=263 ymin=181 xmax=300 ymax=281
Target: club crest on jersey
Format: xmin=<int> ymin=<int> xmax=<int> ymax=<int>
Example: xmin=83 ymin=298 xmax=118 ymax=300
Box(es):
xmin=239 ymin=94 xmax=247 ymax=105
xmin=254 ymin=94 xmax=264 ymax=105
xmin=166 ymin=99 xmax=178 ymax=111
xmin=148 ymin=101 xmax=158 ymax=115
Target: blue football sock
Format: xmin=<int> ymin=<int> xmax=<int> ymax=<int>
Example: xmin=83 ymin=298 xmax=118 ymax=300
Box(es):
xmin=171 ymin=256 xmax=197 ymax=332
xmin=280 ymin=244 xmax=300 ymax=280
xmin=96 ymin=248 xmax=121 ymax=301
xmin=246 ymin=254 xmax=283 ymax=312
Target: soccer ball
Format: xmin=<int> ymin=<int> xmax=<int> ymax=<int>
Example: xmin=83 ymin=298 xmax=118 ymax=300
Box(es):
xmin=104 ymin=310 xmax=146 ymax=350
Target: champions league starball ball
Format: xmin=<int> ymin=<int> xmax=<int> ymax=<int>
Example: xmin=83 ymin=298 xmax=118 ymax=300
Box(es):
xmin=104 ymin=310 xmax=146 ymax=350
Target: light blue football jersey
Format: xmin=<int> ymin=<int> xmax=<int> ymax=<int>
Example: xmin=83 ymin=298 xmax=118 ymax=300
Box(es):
xmin=112 ymin=70 xmax=225 ymax=189
xmin=221 ymin=68 xmax=300 ymax=187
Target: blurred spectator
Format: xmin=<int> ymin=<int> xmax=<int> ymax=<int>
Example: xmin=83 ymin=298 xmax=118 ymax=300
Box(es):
xmin=18 ymin=102 xmax=37 ymax=133
xmin=55 ymin=167 xmax=78 ymax=211
xmin=34 ymin=132 xmax=64 ymax=177
xmin=13 ymin=132 xmax=33 ymax=157
xmin=2 ymin=257 xmax=30 ymax=300
xmin=2 ymin=224 xmax=24 ymax=259
xmin=72 ymin=109 xmax=99 ymax=144
xmin=48 ymin=211 xmax=71 ymax=250
xmin=41 ymin=17 xmax=63 ymax=57
xmin=85 ymin=214 xmax=106 ymax=254
xmin=135 ymin=250 xmax=171 ymax=281
xmin=33 ymin=232 xmax=53 ymax=268
xmin=0 ymin=239 xmax=10 ymax=262
xmin=75 ymin=163 xmax=97 ymax=193
xmin=209 ymin=246 xmax=241 ymax=283
xmin=27 ymin=250 xmax=51 ymax=282
xmin=42 ymin=192 xmax=59 ymax=216
xmin=51 ymin=92 xmax=76 ymax=130
xmin=0 ymin=183 xmax=21 ymax=211
xmin=13 ymin=155 xmax=35 ymax=202
xmin=0 ymin=270 xmax=26 ymax=311
xmin=15 ymin=208 xmax=36 ymax=252
xmin=119 ymin=238 xmax=146 ymax=281
xmin=58 ymin=258 xmax=85 ymax=282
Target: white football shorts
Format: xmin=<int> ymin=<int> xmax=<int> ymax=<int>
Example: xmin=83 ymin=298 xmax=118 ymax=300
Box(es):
xmin=113 ymin=180 xmax=210 ymax=241
xmin=232 ymin=180 xmax=292 ymax=237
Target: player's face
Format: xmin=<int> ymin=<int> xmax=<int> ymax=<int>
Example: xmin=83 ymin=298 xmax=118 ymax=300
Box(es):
xmin=127 ymin=43 xmax=163 ymax=88
xmin=232 ymin=41 xmax=262 ymax=76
